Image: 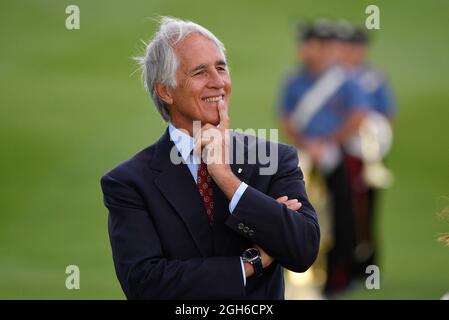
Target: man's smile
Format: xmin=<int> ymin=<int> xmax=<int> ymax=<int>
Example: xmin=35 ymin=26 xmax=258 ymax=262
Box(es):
xmin=202 ymin=95 xmax=224 ymax=103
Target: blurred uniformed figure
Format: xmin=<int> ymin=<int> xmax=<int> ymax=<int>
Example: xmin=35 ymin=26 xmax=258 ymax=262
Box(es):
xmin=277 ymin=20 xmax=371 ymax=296
xmin=335 ymin=22 xmax=396 ymax=281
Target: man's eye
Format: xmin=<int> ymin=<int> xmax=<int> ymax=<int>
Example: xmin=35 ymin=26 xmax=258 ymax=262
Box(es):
xmin=193 ymin=70 xmax=205 ymax=76
xmin=217 ymin=66 xmax=227 ymax=72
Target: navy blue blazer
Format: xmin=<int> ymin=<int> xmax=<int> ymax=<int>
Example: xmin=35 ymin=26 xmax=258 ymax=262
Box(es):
xmin=101 ymin=128 xmax=320 ymax=299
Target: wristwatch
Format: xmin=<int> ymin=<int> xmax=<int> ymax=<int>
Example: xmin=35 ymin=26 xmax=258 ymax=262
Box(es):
xmin=242 ymin=248 xmax=263 ymax=277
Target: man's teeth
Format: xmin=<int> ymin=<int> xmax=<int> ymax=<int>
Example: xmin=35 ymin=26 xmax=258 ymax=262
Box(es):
xmin=203 ymin=96 xmax=222 ymax=103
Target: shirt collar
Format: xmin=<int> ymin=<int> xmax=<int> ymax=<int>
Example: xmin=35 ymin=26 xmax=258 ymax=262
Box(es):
xmin=168 ymin=123 xmax=195 ymax=163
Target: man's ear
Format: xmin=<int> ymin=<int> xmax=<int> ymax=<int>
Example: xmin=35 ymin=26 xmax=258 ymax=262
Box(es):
xmin=154 ymin=83 xmax=174 ymax=105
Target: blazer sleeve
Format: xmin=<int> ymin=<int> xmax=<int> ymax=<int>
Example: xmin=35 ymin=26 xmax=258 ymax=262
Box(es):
xmin=225 ymin=145 xmax=320 ymax=272
xmin=101 ymin=174 xmax=246 ymax=300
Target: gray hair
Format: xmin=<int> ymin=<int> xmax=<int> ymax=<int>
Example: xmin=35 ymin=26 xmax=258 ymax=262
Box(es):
xmin=136 ymin=17 xmax=226 ymax=122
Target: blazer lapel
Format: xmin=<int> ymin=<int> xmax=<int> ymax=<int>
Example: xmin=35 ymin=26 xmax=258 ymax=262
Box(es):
xmin=152 ymin=129 xmax=213 ymax=257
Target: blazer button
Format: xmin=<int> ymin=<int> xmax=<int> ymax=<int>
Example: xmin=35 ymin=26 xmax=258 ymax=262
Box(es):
xmin=248 ymin=230 xmax=254 ymax=237
xmin=238 ymin=223 xmax=245 ymax=230
xmin=243 ymin=226 xmax=249 ymax=233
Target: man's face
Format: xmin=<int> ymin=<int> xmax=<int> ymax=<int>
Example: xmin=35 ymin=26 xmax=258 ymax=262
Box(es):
xmin=349 ymin=43 xmax=368 ymax=66
xmin=168 ymin=33 xmax=231 ymax=131
xmin=299 ymin=39 xmax=330 ymax=72
xmin=299 ymin=39 xmax=321 ymax=66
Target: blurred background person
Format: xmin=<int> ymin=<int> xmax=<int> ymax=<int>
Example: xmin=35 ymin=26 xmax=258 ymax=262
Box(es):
xmin=277 ymin=19 xmax=372 ymax=297
xmin=334 ymin=21 xmax=396 ymax=282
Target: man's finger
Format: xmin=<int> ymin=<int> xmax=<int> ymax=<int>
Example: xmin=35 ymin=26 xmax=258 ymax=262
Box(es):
xmin=289 ymin=203 xmax=302 ymax=211
xmin=200 ymin=136 xmax=213 ymax=146
xmin=284 ymin=199 xmax=302 ymax=211
xmin=194 ymin=124 xmax=217 ymax=149
xmin=276 ymin=196 xmax=289 ymax=203
xmin=284 ymin=203 xmax=301 ymax=211
xmin=218 ymin=100 xmax=229 ymax=130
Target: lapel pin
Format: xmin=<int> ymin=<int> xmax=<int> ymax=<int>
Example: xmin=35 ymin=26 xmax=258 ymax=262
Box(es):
xmin=238 ymin=168 xmax=243 ymax=174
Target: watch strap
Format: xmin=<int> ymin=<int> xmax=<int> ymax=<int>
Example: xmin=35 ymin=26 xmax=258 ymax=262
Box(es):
xmin=251 ymin=257 xmax=263 ymax=277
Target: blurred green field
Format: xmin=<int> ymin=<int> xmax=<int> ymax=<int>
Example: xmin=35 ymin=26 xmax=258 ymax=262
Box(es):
xmin=0 ymin=0 xmax=448 ymax=299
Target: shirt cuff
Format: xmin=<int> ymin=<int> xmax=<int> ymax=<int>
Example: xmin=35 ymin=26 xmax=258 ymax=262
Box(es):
xmin=229 ymin=182 xmax=248 ymax=213
xmin=240 ymin=257 xmax=246 ymax=287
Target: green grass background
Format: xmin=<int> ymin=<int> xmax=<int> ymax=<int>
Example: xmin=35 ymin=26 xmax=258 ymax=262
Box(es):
xmin=0 ymin=0 xmax=448 ymax=299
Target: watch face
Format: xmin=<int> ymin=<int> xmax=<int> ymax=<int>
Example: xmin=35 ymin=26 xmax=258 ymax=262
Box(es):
xmin=243 ymin=248 xmax=260 ymax=262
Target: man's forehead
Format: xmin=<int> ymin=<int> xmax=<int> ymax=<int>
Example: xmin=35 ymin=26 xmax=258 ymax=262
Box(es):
xmin=175 ymin=33 xmax=225 ymax=68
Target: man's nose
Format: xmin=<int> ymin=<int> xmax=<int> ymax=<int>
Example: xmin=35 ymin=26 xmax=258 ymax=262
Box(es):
xmin=207 ymin=69 xmax=225 ymax=88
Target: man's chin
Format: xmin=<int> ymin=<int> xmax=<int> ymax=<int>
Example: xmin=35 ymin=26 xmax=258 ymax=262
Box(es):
xmin=209 ymin=119 xmax=220 ymax=127
xmin=201 ymin=115 xmax=220 ymax=127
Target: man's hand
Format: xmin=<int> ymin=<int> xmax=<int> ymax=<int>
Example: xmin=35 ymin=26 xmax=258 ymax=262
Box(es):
xmin=276 ymin=196 xmax=302 ymax=211
xmin=243 ymin=245 xmax=275 ymax=278
xmin=255 ymin=244 xmax=274 ymax=268
xmin=243 ymin=196 xmax=303 ymax=278
xmin=194 ymin=100 xmax=241 ymax=199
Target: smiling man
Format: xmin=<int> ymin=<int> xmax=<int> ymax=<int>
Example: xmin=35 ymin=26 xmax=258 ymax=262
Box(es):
xmin=100 ymin=17 xmax=320 ymax=299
